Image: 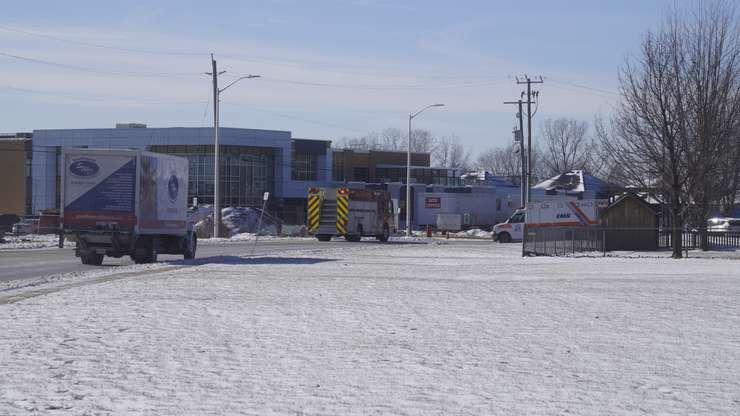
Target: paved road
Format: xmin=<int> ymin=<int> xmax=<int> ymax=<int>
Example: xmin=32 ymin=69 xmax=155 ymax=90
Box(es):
xmin=0 ymin=239 xmax=353 ymax=283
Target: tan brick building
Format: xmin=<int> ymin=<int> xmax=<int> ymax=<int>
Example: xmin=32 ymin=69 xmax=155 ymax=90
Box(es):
xmin=0 ymin=134 xmax=32 ymax=215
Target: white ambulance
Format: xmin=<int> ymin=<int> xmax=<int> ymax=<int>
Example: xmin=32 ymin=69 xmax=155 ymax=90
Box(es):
xmin=492 ymin=199 xmax=606 ymax=243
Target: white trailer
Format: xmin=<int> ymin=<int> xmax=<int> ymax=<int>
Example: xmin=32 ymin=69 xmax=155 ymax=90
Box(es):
xmin=61 ymin=148 xmax=196 ymax=265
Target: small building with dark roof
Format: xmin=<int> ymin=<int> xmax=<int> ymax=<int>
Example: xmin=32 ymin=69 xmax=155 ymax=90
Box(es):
xmin=602 ymin=192 xmax=660 ymax=251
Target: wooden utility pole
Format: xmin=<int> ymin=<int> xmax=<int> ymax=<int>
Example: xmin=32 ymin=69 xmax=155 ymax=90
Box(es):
xmin=516 ymin=75 xmax=543 ymax=204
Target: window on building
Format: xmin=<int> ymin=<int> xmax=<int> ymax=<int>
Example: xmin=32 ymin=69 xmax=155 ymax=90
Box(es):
xmin=149 ymin=145 xmax=274 ymax=208
xmin=353 ymin=167 xmax=369 ymax=182
xmin=333 ymin=157 xmax=345 ymax=181
xmin=292 ymin=153 xmax=317 ymax=181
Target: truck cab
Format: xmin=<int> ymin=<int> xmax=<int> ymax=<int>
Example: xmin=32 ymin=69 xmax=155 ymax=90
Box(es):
xmin=492 ymin=209 xmax=525 ymax=243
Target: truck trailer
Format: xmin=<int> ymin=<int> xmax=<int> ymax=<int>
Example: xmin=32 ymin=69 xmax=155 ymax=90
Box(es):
xmin=61 ymin=148 xmax=196 ymax=265
xmin=307 ymin=187 xmax=397 ymax=242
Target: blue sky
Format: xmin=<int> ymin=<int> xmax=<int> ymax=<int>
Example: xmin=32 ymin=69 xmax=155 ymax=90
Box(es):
xmin=0 ymin=0 xmax=672 ymax=155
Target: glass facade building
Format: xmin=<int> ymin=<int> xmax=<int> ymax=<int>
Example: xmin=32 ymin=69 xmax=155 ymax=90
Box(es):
xmin=150 ymin=145 xmax=274 ymax=208
xmin=30 ymin=127 xmax=334 ymax=221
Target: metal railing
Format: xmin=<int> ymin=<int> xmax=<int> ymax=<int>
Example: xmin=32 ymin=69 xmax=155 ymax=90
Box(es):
xmin=524 ymin=226 xmax=740 ymax=256
xmin=523 ymin=226 xmax=605 ymax=256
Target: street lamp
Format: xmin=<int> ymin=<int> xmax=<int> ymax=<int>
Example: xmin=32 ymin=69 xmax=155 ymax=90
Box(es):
xmin=406 ymin=103 xmax=444 ymax=236
xmin=211 ymin=72 xmax=260 ymax=238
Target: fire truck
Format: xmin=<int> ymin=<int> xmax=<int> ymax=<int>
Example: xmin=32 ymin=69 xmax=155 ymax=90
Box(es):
xmin=307 ymin=187 xmax=397 ymax=242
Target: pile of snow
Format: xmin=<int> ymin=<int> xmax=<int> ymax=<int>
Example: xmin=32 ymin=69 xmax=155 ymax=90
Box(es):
xmin=280 ymin=224 xmax=308 ymax=237
xmin=450 ymin=228 xmax=493 ymax=239
xmin=0 ymin=234 xmax=72 ymax=250
xmin=194 ymin=206 xmax=281 ymax=238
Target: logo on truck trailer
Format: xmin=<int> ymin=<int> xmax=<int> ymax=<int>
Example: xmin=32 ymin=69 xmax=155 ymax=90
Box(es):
xmin=69 ymin=159 xmax=100 ymax=178
xmin=168 ymin=174 xmax=179 ymax=202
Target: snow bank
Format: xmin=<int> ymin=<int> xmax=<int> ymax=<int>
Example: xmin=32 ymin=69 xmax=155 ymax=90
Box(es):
xmin=194 ymin=206 xmax=285 ymax=239
xmin=0 ymin=234 xmax=72 ymax=250
xmin=1 ymin=243 xmax=740 ymax=414
xmin=449 ymin=228 xmax=493 ymax=239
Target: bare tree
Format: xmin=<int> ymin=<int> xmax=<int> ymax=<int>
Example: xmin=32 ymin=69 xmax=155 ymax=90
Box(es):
xmin=476 ymin=145 xmax=521 ymax=179
xmin=335 ymin=132 xmax=381 ymax=150
xmin=408 ymin=128 xmax=437 ymax=153
xmin=538 ymin=118 xmax=593 ymax=178
xmin=592 ymin=116 xmax=628 ymax=184
xmin=379 ymin=128 xmax=404 ymax=151
xmin=682 ymin=4 xmax=740 ymax=248
xmin=602 ymin=2 xmax=740 ymax=257
xmin=434 ymin=134 xmax=470 ymax=169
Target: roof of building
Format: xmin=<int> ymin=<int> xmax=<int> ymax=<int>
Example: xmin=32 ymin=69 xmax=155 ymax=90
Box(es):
xmin=534 ymin=170 xmax=613 ymax=194
xmin=603 ymin=192 xmax=659 ymax=215
xmin=460 ymin=171 xmax=518 ymax=188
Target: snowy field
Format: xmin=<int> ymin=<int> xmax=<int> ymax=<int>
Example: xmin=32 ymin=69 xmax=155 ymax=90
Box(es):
xmin=1 ymin=242 xmax=740 ymax=415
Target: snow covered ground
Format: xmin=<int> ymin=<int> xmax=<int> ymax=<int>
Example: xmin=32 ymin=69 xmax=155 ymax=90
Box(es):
xmin=1 ymin=242 xmax=740 ymax=414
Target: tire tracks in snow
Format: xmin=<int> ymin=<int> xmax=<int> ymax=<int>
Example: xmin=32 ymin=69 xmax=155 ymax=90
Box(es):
xmin=0 ymin=265 xmax=187 ymax=305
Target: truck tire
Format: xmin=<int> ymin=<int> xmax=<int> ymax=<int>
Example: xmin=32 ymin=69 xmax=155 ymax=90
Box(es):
xmin=132 ymin=237 xmax=158 ymax=264
xmin=183 ymin=233 xmax=197 ymax=260
xmin=346 ymin=225 xmax=362 ymax=242
xmin=81 ymin=253 xmax=104 ymax=266
xmin=316 ymin=234 xmax=332 ymax=242
xmin=377 ymin=224 xmax=390 ymax=242
xmin=498 ymin=232 xmax=511 ymax=244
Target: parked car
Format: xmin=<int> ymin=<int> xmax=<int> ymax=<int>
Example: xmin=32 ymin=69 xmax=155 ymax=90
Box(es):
xmin=11 ymin=218 xmax=39 ymax=235
xmin=0 ymin=214 xmax=21 ymax=232
xmin=707 ymin=217 xmax=740 ymax=233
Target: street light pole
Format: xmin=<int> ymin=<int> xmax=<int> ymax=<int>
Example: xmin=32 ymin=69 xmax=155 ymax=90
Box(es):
xmin=406 ymin=103 xmax=444 ymax=237
xmin=206 ymin=54 xmax=260 ymax=238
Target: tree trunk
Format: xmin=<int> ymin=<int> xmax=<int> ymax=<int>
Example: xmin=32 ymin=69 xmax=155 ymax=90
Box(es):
xmin=671 ymin=192 xmax=683 ymax=259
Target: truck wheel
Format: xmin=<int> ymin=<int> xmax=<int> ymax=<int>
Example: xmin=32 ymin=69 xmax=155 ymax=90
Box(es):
xmin=316 ymin=234 xmax=332 ymax=242
xmin=81 ymin=253 xmax=104 ymax=266
xmin=377 ymin=224 xmax=390 ymax=242
xmin=183 ymin=233 xmax=197 ymax=260
xmin=133 ymin=237 xmax=158 ymax=264
xmin=498 ymin=232 xmax=511 ymax=244
xmin=346 ymin=225 xmax=362 ymax=242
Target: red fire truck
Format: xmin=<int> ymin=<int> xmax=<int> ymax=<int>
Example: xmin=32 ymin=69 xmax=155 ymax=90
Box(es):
xmin=307 ymin=187 xmax=397 ymax=242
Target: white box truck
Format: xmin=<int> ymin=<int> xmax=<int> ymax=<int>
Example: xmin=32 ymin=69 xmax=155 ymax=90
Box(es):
xmin=61 ymin=148 xmax=196 ymax=265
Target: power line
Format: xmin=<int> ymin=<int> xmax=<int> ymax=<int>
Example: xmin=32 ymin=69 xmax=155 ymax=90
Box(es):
xmin=0 ymin=24 xmax=508 ymax=81
xmin=1 ymin=48 xmax=508 ymax=90
xmin=0 ymin=24 xmax=207 ymax=57
xmin=257 ymin=77 xmax=509 ymax=91
xmin=0 ymin=84 xmax=206 ymax=105
xmin=0 ymin=51 xmax=202 ymax=78
xmin=547 ymin=78 xmax=619 ymax=96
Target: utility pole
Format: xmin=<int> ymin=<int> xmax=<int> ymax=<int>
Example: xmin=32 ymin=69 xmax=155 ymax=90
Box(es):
xmin=504 ymin=99 xmax=528 ymax=207
xmin=516 ymin=75 xmax=543 ymax=204
xmin=205 ymin=54 xmax=260 ymax=238
xmin=207 ymin=54 xmax=224 ymax=238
